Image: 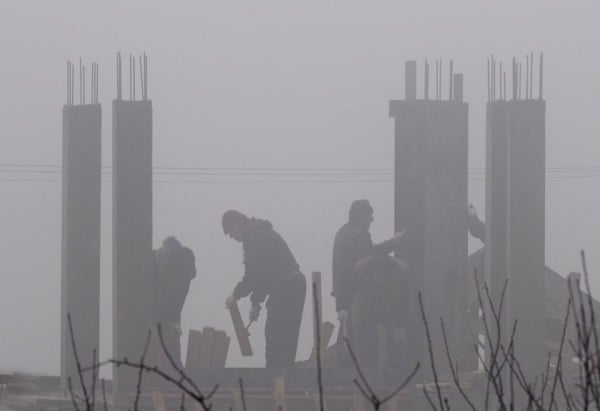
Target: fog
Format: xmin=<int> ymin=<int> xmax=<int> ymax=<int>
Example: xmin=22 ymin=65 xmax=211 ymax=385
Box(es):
xmin=1 ymin=1 xmax=599 ymax=376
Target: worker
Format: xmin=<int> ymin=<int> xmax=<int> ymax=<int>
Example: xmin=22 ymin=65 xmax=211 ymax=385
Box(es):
xmin=331 ymin=199 xmax=404 ymax=366
xmin=222 ymin=210 xmax=306 ymax=368
xmin=468 ymin=204 xmax=485 ymax=242
xmin=153 ymin=236 xmax=197 ymax=367
xmin=352 ymin=254 xmax=409 ymax=367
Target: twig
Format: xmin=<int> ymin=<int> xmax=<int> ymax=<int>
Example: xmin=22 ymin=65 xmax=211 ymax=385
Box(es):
xmin=67 ymin=314 xmax=91 ymax=409
xmin=418 ymin=292 xmax=445 ymax=411
xmin=312 ymin=282 xmax=325 ymax=411
xmin=156 ymin=323 xmax=210 ymax=399
xmin=67 ymin=377 xmax=82 ymax=411
xmin=91 ymin=349 xmax=97 ymax=411
xmin=422 ymin=386 xmax=438 ymax=411
xmin=343 ymin=337 xmax=376 ymax=400
xmin=379 ymin=363 xmax=420 ymax=404
xmin=549 ymin=300 xmax=571 ymax=410
xmin=101 ymin=379 xmax=108 ymax=411
xmin=238 ymin=378 xmax=247 ymax=411
xmin=440 ymin=320 xmax=477 ymax=411
xmin=132 ymin=331 xmax=152 ymax=411
xmin=344 ymin=336 xmax=419 ymax=409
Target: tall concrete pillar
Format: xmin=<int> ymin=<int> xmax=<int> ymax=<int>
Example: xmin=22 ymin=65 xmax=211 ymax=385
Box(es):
xmin=112 ymin=53 xmax=154 ymax=394
xmin=485 ymin=94 xmax=546 ymax=382
xmin=61 ymin=61 xmax=101 ymax=391
xmin=484 ymin=55 xmax=547 ymax=392
xmin=389 ymin=61 xmax=468 ymax=377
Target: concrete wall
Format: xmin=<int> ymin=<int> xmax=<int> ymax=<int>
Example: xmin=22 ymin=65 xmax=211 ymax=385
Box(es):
xmin=112 ymin=100 xmax=154 ymax=393
xmin=61 ymin=104 xmax=102 ymax=390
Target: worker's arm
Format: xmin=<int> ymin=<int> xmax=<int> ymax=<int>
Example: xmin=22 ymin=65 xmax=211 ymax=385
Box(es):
xmin=232 ymin=235 xmax=269 ymax=302
xmin=373 ymin=230 xmax=405 ymax=256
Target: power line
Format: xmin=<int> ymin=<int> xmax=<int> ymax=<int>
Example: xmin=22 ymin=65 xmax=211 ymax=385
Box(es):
xmin=1 ymin=166 xmax=600 ymax=176
xmin=2 ymin=162 xmax=600 ymax=171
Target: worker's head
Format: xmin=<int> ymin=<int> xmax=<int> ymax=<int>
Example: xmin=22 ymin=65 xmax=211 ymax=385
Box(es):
xmin=222 ymin=210 xmax=250 ymax=242
xmin=162 ymin=236 xmax=182 ymax=251
xmin=156 ymin=236 xmax=182 ymax=274
xmin=349 ymin=199 xmax=374 ymax=230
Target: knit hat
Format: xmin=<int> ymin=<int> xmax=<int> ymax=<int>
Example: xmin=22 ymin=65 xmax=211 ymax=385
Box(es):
xmin=221 ymin=210 xmax=249 ymax=235
xmin=349 ymin=199 xmax=374 ymax=220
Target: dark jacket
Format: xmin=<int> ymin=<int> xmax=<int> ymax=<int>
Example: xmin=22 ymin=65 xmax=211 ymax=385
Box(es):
xmin=332 ymin=220 xmax=395 ymax=312
xmin=352 ymin=255 xmax=410 ymax=328
xmin=154 ymin=246 xmax=196 ymax=324
xmin=468 ymin=211 xmax=485 ymax=243
xmin=232 ymin=219 xmax=299 ymax=306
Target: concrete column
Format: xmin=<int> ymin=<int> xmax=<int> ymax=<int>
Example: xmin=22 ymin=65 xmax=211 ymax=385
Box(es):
xmin=61 ymin=104 xmax=102 ymax=391
xmin=389 ymin=61 xmax=468 ymax=378
xmin=485 ymin=98 xmax=546 ymax=383
xmin=484 ymin=101 xmax=510 ymax=354
xmin=112 ymin=100 xmax=154 ymax=394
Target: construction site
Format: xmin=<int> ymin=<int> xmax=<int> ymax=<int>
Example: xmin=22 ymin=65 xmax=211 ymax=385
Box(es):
xmin=2 ymin=3 xmax=600 ymax=411
xmin=0 ymin=50 xmax=597 ymax=411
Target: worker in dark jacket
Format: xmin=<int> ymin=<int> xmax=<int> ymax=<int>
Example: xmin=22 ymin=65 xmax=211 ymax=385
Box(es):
xmin=222 ymin=210 xmax=306 ymax=368
xmin=353 ymin=254 xmax=409 ymax=367
xmin=153 ymin=236 xmax=196 ymax=367
xmin=332 ymin=199 xmax=404 ymax=365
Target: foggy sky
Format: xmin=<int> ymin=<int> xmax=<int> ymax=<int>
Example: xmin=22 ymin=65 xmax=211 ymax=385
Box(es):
xmin=1 ymin=1 xmax=599 ymax=375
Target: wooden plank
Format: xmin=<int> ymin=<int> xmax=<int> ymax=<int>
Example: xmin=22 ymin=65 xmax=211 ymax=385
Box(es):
xmin=272 ymin=377 xmax=287 ymax=411
xmin=197 ymin=327 xmax=216 ymax=368
xmin=386 ymin=394 xmax=399 ymax=411
xmin=209 ymin=330 xmax=230 ymax=368
xmin=185 ymin=329 xmax=202 ymax=370
xmin=352 ymin=392 xmax=367 ymax=411
xmin=152 ymin=391 xmax=166 ymax=411
xmin=229 ymin=301 xmax=253 ymax=356
xmin=232 ymin=389 xmax=244 ymax=411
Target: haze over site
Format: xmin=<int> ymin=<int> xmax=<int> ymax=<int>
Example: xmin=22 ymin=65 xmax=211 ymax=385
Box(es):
xmin=1 ymin=1 xmax=599 ymax=375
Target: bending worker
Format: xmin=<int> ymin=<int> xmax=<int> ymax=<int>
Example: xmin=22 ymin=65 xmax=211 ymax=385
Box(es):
xmin=222 ymin=210 xmax=306 ymax=368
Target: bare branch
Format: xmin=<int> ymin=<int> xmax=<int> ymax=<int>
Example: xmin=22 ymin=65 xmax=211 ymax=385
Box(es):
xmin=238 ymin=378 xmax=247 ymax=411
xmin=440 ymin=320 xmax=477 ymax=411
xmin=312 ymin=281 xmax=325 ymax=411
xmin=133 ymin=331 xmax=152 ymax=411
xmin=417 ymin=292 xmax=445 ymax=411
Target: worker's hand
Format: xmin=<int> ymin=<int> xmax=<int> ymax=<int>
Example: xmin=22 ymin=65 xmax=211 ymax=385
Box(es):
xmin=337 ymin=309 xmax=348 ymax=323
xmin=392 ymin=230 xmax=406 ymax=247
xmin=225 ymin=294 xmax=237 ymax=309
xmin=249 ymin=305 xmax=261 ymax=322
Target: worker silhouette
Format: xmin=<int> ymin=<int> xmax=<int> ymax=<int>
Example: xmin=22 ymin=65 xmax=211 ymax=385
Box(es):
xmin=331 ymin=199 xmax=405 ymax=367
xmin=223 ymin=210 xmax=306 ymax=368
xmin=153 ymin=236 xmax=196 ymax=367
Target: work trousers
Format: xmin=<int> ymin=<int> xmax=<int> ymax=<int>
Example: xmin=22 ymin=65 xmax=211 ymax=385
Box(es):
xmin=264 ymin=271 xmax=306 ymax=368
